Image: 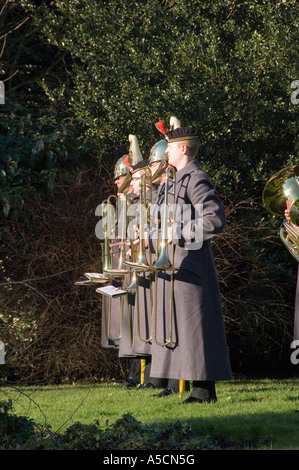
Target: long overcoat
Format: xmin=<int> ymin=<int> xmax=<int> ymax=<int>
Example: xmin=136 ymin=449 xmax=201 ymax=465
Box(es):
xmin=150 ymin=159 xmax=232 ymax=381
xmin=294 ymin=264 xmax=299 ymax=341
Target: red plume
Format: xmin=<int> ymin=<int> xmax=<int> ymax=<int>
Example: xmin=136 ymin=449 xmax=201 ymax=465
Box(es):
xmin=155 ymin=120 xmax=169 ymax=136
xmin=122 ymin=154 xmax=132 ymax=168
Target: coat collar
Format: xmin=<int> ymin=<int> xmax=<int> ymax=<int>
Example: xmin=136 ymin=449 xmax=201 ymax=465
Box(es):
xmin=175 ymin=159 xmax=202 ymax=182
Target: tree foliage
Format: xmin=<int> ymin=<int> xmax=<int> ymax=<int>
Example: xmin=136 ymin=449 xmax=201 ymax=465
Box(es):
xmin=0 ymin=1 xmax=91 ymax=220
xmin=0 ymin=102 xmax=88 ymax=219
xmin=20 ymin=0 xmax=298 ymax=195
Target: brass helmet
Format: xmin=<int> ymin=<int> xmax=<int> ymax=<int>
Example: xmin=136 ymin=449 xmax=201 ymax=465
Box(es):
xmin=113 ymin=154 xmax=132 ymax=192
xmin=150 ymin=116 xmax=181 ymax=164
xmin=114 ymin=154 xmax=132 ymax=180
xmin=148 ymin=140 xmax=168 ymax=182
xmin=114 ymin=135 xmax=143 ymax=192
xmin=149 ymin=140 xmax=168 ymax=164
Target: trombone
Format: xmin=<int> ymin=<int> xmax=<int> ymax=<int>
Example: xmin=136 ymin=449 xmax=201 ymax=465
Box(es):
xmin=125 ymin=167 xmax=154 ymax=342
xmin=262 ymin=165 xmax=299 ymax=262
xmin=104 ymin=194 xmax=131 ymax=277
xmin=151 ymin=166 xmax=177 ymax=347
xmin=124 ymin=167 xmax=152 ymax=271
xmin=97 ymin=195 xmax=133 ymax=345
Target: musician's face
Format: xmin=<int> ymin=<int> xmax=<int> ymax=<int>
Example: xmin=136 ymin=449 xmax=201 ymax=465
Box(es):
xmin=166 ymin=142 xmax=185 ymax=170
xmin=130 ymin=170 xmax=142 ymax=195
xmin=114 ymin=175 xmax=130 ymax=193
xmin=149 ymin=161 xmax=166 ymax=184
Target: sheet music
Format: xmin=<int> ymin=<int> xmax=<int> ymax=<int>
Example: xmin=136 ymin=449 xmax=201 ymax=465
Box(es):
xmin=96 ymin=285 xmax=127 ymax=297
xmin=84 ymin=272 xmax=108 ymax=279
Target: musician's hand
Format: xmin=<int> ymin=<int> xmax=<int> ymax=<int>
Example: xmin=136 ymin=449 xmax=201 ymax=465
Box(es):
xmin=168 ymin=225 xmax=173 ymax=244
xmin=167 ymin=218 xmax=173 ymax=244
xmin=284 ymin=208 xmax=291 ymax=222
xmin=284 ymin=207 xmax=299 ymax=233
xmin=143 ymin=231 xmax=149 ymax=248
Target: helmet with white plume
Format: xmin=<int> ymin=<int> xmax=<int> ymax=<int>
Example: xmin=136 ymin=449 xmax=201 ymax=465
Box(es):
xmin=114 ymin=135 xmax=143 ymax=192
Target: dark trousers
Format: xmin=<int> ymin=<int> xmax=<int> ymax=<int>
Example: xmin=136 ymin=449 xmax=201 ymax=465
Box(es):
xmin=191 ymin=380 xmax=217 ymax=402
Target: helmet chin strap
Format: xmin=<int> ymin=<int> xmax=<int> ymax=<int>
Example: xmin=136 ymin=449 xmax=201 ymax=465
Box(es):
xmin=150 ymin=156 xmax=168 ymax=182
xmin=118 ymin=173 xmax=131 ymax=193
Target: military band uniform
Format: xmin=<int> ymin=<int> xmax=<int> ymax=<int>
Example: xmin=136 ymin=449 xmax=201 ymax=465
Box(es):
xmin=283 ymin=207 xmax=299 ymax=342
xmin=102 ymin=144 xmax=143 ymax=386
xmin=149 ymin=127 xmax=232 ymax=403
xmin=129 ymin=163 xmax=168 ymax=388
xmin=294 ymin=265 xmax=299 ymax=341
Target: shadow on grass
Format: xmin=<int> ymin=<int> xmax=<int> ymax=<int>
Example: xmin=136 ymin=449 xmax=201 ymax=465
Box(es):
xmin=170 ymin=409 xmax=299 ymax=450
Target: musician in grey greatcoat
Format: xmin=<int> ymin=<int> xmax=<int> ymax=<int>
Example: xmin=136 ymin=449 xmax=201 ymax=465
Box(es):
xmin=284 ymin=206 xmax=299 ymax=342
xmin=100 ymin=153 xmax=135 ymax=351
xmin=128 ymin=156 xmax=170 ymax=389
xmin=294 ymin=267 xmax=299 ymax=341
xmin=131 ymin=144 xmax=167 ymax=359
xmin=100 ymin=140 xmax=143 ymax=387
xmin=149 ymin=126 xmax=232 ymax=404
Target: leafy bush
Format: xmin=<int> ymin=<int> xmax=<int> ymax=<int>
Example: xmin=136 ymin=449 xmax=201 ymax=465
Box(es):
xmin=94 ymin=413 xmax=218 ymax=450
xmin=0 ymin=401 xmax=218 ymax=450
xmin=0 ymin=399 xmax=37 ymax=449
xmin=0 ymin=102 xmax=88 ymax=220
xmin=21 ymin=0 xmax=298 ymax=197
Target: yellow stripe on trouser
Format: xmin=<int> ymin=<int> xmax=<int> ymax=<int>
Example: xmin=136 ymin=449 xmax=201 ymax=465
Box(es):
xmin=140 ymin=359 xmax=185 ymax=392
xmin=179 ymin=380 xmax=185 ymax=394
xmin=140 ymin=359 xmax=146 ymax=385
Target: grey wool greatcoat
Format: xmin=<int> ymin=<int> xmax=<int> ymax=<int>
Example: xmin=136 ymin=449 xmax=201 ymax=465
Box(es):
xmin=293 ymin=264 xmax=299 ymax=341
xmin=150 ymin=159 xmax=233 ymax=382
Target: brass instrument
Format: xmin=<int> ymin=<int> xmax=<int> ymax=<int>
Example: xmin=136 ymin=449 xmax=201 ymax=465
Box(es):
xmin=101 ymin=198 xmax=113 ymax=273
xmin=151 ymin=166 xmax=177 ymax=347
xmin=99 ymin=197 xmax=126 ymax=343
xmin=126 ymin=234 xmax=139 ymax=290
xmin=104 ymin=194 xmax=130 ymax=277
xmin=124 ymin=168 xmax=152 ymax=271
xmin=125 ymin=167 xmax=154 ymax=342
xmin=262 ymin=165 xmax=299 ymax=261
xmin=152 ymin=166 xmax=177 ymax=271
xmin=125 ymin=164 xmax=178 ymax=347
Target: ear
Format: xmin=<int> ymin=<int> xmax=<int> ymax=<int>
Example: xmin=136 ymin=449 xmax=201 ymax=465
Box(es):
xmin=180 ymin=143 xmax=188 ymax=155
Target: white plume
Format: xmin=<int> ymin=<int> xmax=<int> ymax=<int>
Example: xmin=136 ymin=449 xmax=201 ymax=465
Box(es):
xmin=129 ymin=134 xmax=143 ymax=165
xmin=169 ymin=116 xmax=181 ymax=130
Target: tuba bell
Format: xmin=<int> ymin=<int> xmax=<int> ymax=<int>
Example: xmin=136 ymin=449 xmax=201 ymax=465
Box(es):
xmin=262 ymin=165 xmax=299 ymax=261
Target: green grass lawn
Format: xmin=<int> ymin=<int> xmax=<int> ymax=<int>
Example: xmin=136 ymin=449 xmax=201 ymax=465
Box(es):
xmin=1 ymin=378 xmax=299 ymax=450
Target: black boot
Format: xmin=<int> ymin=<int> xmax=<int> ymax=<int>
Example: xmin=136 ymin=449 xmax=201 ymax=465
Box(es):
xmin=180 ymin=381 xmax=217 ymax=404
